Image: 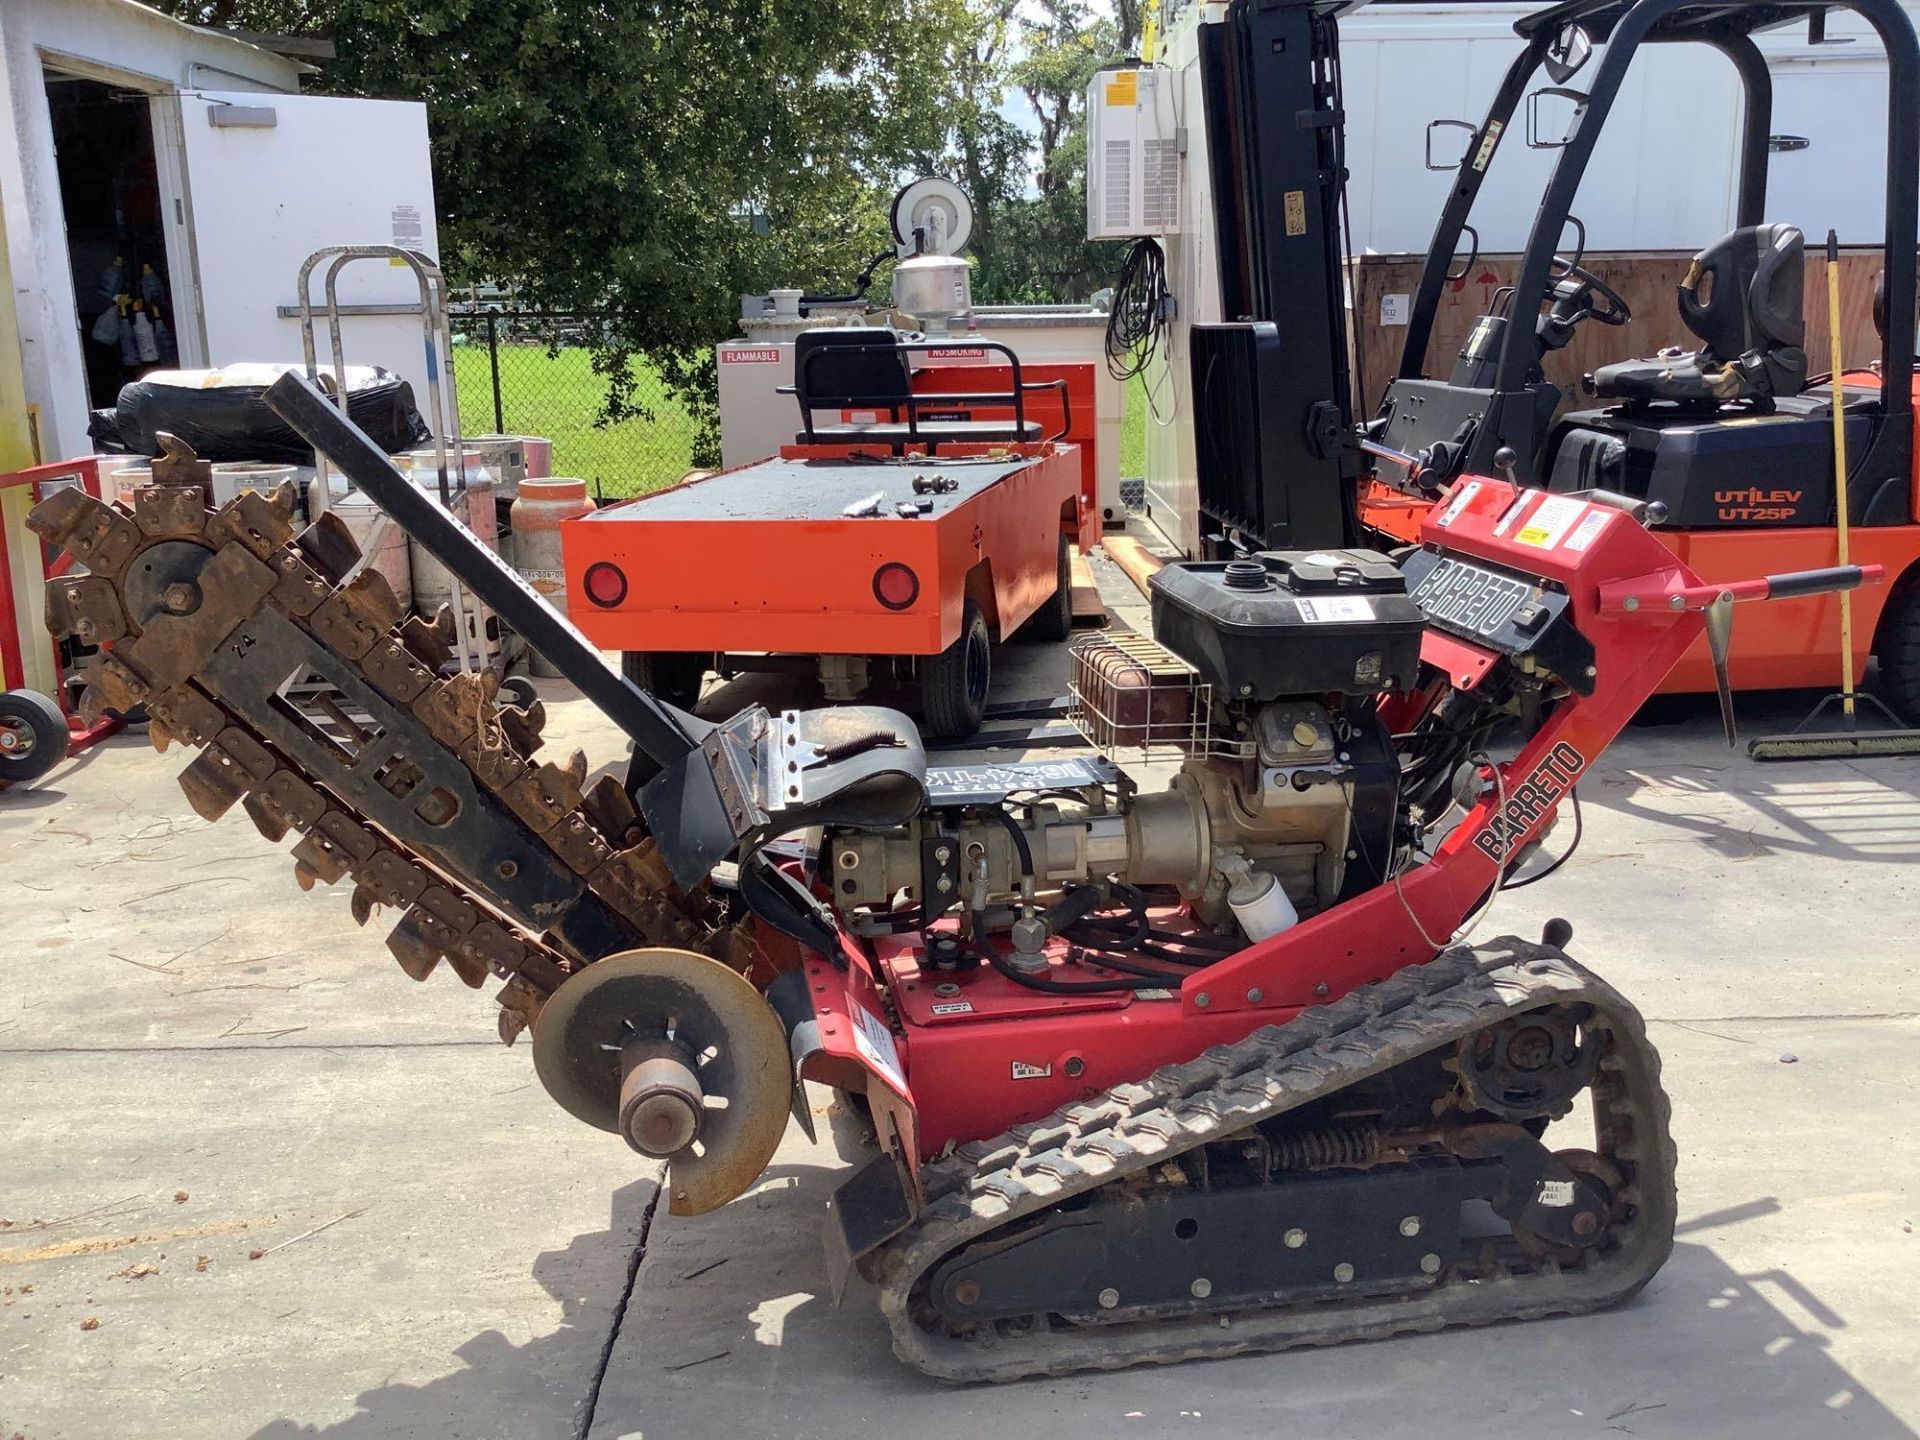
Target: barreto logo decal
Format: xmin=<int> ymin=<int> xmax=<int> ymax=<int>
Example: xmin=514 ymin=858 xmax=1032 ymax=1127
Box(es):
xmin=1011 ymin=1060 xmax=1053 ymax=1080
xmin=1471 ymin=741 xmax=1587 ymax=861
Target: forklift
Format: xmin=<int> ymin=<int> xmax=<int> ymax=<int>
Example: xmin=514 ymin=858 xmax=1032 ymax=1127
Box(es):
xmin=1351 ymin=0 xmax=1920 ymax=717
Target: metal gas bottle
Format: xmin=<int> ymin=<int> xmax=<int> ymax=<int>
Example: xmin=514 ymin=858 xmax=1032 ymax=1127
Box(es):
xmin=510 ymin=477 xmax=595 ymax=676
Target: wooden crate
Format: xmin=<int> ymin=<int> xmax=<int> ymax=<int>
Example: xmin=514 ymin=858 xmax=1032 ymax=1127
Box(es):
xmin=1350 ymin=249 xmax=1889 ymax=419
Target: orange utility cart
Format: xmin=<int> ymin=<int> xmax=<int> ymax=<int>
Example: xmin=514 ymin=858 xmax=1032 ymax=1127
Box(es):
xmin=564 ymin=440 xmax=1094 ymax=737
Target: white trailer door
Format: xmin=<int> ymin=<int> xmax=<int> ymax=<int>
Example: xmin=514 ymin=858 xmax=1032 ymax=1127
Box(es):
xmin=1765 ymin=61 xmax=1891 ymax=246
xmin=172 ymin=91 xmax=444 ymax=419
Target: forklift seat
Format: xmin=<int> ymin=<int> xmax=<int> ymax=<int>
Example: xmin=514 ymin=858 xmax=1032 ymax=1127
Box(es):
xmin=786 ymin=329 xmax=1057 ymax=450
xmin=1592 ymin=224 xmax=1807 ymax=407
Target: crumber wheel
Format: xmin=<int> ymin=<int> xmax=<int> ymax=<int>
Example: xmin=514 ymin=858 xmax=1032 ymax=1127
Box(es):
xmin=621 ymin=650 xmax=707 ymax=712
xmin=1023 ymin=532 xmax=1074 ymax=643
xmin=919 ymin=598 xmax=991 ymax=739
xmin=0 ymin=689 xmax=68 ymax=786
xmin=532 ymin=948 xmax=792 ymax=1215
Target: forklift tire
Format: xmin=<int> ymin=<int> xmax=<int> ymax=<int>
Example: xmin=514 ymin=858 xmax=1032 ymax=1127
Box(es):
xmin=1023 ymin=532 xmax=1074 ymax=643
xmin=0 ymin=689 xmax=68 ymax=786
xmin=919 ymin=600 xmax=991 ymax=739
xmin=1877 ymin=585 xmax=1920 ymax=725
xmin=621 ymin=651 xmax=707 ymax=713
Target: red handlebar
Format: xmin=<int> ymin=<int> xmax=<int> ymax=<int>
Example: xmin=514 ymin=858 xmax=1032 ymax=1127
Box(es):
xmin=1598 ymin=563 xmax=1884 ymax=615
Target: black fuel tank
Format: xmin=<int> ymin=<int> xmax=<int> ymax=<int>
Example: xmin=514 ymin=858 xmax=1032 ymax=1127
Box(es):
xmin=1149 ymin=548 xmax=1425 ymax=701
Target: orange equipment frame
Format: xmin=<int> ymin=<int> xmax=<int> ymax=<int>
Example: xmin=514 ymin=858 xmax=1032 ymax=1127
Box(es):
xmin=909 ymin=360 xmax=1098 ymax=513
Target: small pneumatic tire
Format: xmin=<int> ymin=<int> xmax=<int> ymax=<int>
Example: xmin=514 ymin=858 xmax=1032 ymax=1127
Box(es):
xmin=1876 ymin=582 xmax=1920 ymax=725
xmin=919 ymin=600 xmax=991 ymax=739
xmin=1023 ymin=532 xmax=1074 ymax=643
xmin=0 ymin=689 xmax=69 ymax=786
xmin=621 ymin=651 xmax=708 ymax=713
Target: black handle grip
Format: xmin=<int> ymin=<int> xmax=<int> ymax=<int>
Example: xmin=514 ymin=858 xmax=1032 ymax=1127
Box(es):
xmin=1766 ymin=565 xmax=1867 ymax=599
xmin=1567 ymin=488 xmax=1667 ymax=525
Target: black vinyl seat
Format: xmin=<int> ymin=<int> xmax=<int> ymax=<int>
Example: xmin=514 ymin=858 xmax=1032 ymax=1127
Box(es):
xmin=1592 ymin=224 xmax=1808 ymax=407
xmin=783 ymin=329 xmax=1066 ymax=450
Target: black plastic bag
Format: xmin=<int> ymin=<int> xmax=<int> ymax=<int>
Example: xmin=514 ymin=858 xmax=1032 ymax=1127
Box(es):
xmin=113 ymin=369 xmax=431 ymax=464
xmin=88 ymin=407 xmax=128 ymax=452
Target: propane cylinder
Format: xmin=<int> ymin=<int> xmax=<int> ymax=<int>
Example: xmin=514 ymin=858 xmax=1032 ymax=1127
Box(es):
xmin=509 ymin=477 xmax=594 ymax=677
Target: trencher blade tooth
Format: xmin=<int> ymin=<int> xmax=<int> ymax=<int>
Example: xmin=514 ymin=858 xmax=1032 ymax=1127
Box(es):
xmin=177 ymin=749 xmax=247 ymax=822
xmin=241 ymin=792 xmax=290 ymax=843
xmin=386 ymin=912 xmax=443 ymax=982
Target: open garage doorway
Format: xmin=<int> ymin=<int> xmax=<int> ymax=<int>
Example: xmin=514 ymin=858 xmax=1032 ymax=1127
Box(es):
xmin=44 ymin=71 xmax=180 ymax=415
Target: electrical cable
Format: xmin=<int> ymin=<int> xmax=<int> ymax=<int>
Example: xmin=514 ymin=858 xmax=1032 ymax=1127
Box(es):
xmin=1105 ymin=236 xmax=1170 ymax=383
xmin=1451 ymin=752 xmax=1512 ymax=943
xmin=1501 ymin=787 xmax=1583 ymax=890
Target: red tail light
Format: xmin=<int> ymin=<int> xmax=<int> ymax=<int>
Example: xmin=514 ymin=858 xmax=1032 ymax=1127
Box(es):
xmin=873 ymin=562 xmax=920 ymax=610
xmin=583 ymin=561 xmax=627 ymax=607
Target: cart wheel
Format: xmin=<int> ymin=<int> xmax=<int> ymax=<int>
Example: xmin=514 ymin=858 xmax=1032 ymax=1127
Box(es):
xmin=1023 ymin=532 xmax=1074 ymax=643
xmin=498 ymin=674 xmax=539 ymax=710
xmin=621 ymin=651 xmax=707 ymax=712
xmin=0 ymin=689 xmax=69 ymax=786
xmin=1878 ymin=583 xmax=1920 ymax=725
xmin=919 ymin=600 xmax=991 ymax=739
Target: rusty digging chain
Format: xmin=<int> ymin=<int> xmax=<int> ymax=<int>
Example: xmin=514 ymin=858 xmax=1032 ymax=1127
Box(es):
xmin=30 ymin=471 xmax=757 ymax=1042
xmin=870 ymin=939 xmax=1678 ymax=1382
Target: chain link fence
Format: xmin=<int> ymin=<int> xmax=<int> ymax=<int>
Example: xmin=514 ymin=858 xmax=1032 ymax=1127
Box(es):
xmin=447 ymin=309 xmax=698 ymax=499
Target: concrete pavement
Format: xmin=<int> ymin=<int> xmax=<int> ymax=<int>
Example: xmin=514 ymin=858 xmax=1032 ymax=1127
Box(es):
xmin=3 ymin=554 xmax=1916 ymax=1439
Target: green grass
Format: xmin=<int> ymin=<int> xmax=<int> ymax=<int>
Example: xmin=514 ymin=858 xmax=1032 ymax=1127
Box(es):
xmin=454 ymin=342 xmax=1150 ymax=493
xmin=452 ymin=343 xmax=696 ymax=498
xmin=1120 ymin=370 xmax=1146 ymax=481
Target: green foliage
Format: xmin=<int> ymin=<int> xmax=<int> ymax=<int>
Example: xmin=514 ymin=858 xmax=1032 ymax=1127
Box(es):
xmin=157 ymin=0 xmax=1148 ymax=450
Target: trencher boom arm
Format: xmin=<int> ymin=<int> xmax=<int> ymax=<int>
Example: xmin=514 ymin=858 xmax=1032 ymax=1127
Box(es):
xmin=260 ymin=371 xmax=929 ymax=900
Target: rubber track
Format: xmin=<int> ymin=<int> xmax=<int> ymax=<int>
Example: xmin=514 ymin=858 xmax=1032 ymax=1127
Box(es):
xmin=871 ymin=937 xmax=1677 ymax=1382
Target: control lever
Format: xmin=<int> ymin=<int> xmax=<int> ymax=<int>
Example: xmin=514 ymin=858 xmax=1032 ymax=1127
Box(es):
xmin=1704 ymin=590 xmax=1737 ymax=745
xmin=1493 ymin=446 xmax=1519 ymax=484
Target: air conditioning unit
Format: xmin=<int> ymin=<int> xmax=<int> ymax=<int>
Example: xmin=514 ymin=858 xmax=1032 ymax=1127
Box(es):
xmin=1086 ymin=66 xmax=1182 ymax=240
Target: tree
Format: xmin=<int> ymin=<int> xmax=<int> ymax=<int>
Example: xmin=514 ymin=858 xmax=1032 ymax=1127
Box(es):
xmin=961 ymin=0 xmax=1130 ymax=306
xmin=153 ymin=0 xmax=966 ymax=458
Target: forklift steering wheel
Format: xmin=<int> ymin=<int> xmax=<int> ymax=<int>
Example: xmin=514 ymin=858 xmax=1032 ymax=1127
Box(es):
xmin=1548 ymin=259 xmax=1632 ymax=327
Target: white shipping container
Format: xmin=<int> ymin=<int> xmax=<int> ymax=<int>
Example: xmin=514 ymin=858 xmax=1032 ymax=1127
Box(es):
xmin=1335 ymin=0 xmax=1913 ymax=253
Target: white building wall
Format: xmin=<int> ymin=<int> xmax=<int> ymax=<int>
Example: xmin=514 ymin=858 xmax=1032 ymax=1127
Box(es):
xmin=0 ymin=0 xmax=303 ymax=458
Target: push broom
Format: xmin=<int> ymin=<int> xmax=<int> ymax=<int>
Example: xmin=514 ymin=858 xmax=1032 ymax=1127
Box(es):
xmin=1749 ymin=230 xmax=1920 ymax=760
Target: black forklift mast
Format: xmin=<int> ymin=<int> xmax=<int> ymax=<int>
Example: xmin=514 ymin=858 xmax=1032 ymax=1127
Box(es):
xmin=1190 ymin=0 xmax=1368 ymax=556
xmin=1384 ymin=0 xmax=1917 ymax=510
